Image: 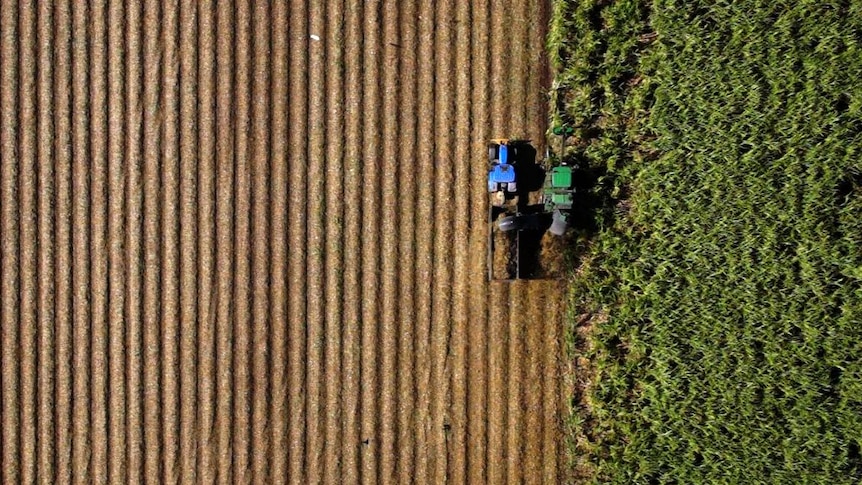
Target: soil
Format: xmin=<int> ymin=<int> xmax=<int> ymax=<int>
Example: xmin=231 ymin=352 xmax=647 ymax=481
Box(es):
xmin=0 ymin=0 xmax=566 ymax=483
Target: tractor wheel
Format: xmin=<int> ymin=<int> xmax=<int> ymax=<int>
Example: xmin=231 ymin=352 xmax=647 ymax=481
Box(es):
xmin=549 ymin=210 xmax=569 ymax=236
xmin=498 ymin=215 xmax=518 ymax=232
xmin=491 ymin=190 xmax=506 ymax=207
xmin=488 ymin=143 xmax=499 ymax=162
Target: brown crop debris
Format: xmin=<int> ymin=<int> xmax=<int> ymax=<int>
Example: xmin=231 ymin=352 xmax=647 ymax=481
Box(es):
xmin=0 ymin=0 xmax=566 ymax=483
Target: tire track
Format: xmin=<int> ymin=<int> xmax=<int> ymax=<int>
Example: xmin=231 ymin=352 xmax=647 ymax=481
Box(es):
xmin=250 ymin=2 xmax=271 ymax=483
xmin=19 ymin=2 xmax=39 ymax=482
xmin=36 ymin=2 xmax=57 ymax=482
xmin=107 ymin=0 xmax=127 ymax=481
xmin=178 ymin=2 xmax=199 ymax=483
xmin=323 ymin=0 xmax=345 ymax=480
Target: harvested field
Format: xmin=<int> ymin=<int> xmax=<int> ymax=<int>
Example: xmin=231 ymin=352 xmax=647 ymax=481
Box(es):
xmin=0 ymin=0 xmax=564 ymax=483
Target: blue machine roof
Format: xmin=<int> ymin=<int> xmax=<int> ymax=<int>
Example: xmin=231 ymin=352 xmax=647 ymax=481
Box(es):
xmin=489 ymin=164 xmax=516 ymax=183
xmin=499 ymin=144 xmax=510 ymax=165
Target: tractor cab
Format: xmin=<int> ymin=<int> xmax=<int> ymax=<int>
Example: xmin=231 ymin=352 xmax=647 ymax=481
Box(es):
xmin=543 ymin=166 xmax=575 ymax=210
xmin=488 ymin=163 xmax=516 ymax=193
xmin=543 ymin=165 xmax=576 ymax=236
xmin=488 ymin=141 xmax=519 ymax=197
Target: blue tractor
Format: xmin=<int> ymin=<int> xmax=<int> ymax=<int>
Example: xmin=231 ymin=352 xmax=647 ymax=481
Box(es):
xmin=487 ymin=140 xmax=522 ymax=206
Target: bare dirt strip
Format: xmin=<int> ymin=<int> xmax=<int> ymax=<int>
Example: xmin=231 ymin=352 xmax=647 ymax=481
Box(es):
xmin=0 ymin=0 xmax=566 ymax=483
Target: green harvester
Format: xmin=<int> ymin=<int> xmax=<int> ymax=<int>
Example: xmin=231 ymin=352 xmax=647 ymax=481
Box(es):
xmin=542 ymin=126 xmax=576 ymax=235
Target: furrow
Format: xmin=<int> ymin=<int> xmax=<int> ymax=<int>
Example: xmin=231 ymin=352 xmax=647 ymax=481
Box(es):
xmin=449 ymin=0 xmax=473 ymax=482
xmin=488 ymin=0 xmax=506 ymax=131
xmin=359 ymin=1 xmax=382 ymax=482
xmin=506 ymin=285 xmax=525 ymax=485
xmin=36 ymin=2 xmax=57 ymax=482
xmin=0 ymin=1 xmax=20 ymax=481
xmin=88 ymin=0 xmax=110 ymax=479
xmin=267 ymin=0 xmax=289 ymax=481
xmin=213 ymin=0 xmax=236 ymax=481
xmin=523 ymin=285 xmax=545 ymax=485
xmin=178 ymin=1 xmax=200 ymax=483
xmin=232 ymin=0 xmax=253 ymax=481
xmin=521 ymin=0 xmax=555 ymax=480
xmin=395 ymin=0 xmax=418 ymax=483
xmin=19 ymin=2 xmax=39 ymax=482
xmin=430 ymin=0 xmax=456 ymax=481
xmin=71 ymin=1 xmax=93 ymax=482
xmin=466 ymin=0 xmax=492 ymax=482
xmin=526 ymin=0 xmax=550 ymax=144
xmin=141 ymin=0 xmax=163 ymax=481
xmin=523 ymin=0 xmax=559 ymax=470
xmin=107 ymin=0 xmax=128 ymax=482
xmin=467 ymin=0 xmax=494 ymax=480
xmin=461 ymin=0 xmax=490 ymax=481
xmin=249 ymin=1 xmax=272 ymax=483
xmin=322 ymin=0 xmax=345 ymax=481
xmin=123 ymin=0 xmax=146 ymax=480
xmin=509 ymin=0 xmax=528 ymax=137
xmin=486 ymin=275 xmax=508 ymax=485
xmin=486 ymin=3 xmax=506 ymax=483
xmin=413 ymin=0 xmax=435 ymax=480
xmin=378 ymin=0 xmax=401 ymax=482
xmin=339 ymin=0 xmax=362 ymax=480
xmin=53 ymin=1 xmax=74 ymax=481
xmin=160 ymin=0 xmax=182 ymax=481
xmin=540 ymin=282 xmax=562 ymax=484
xmin=286 ymin=0 xmax=309 ymax=481
xmin=195 ymin=0 xmax=218 ymax=478
xmin=487 ymin=0 xmax=513 ymax=482
xmin=304 ymin=0 xmax=326 ymax=480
